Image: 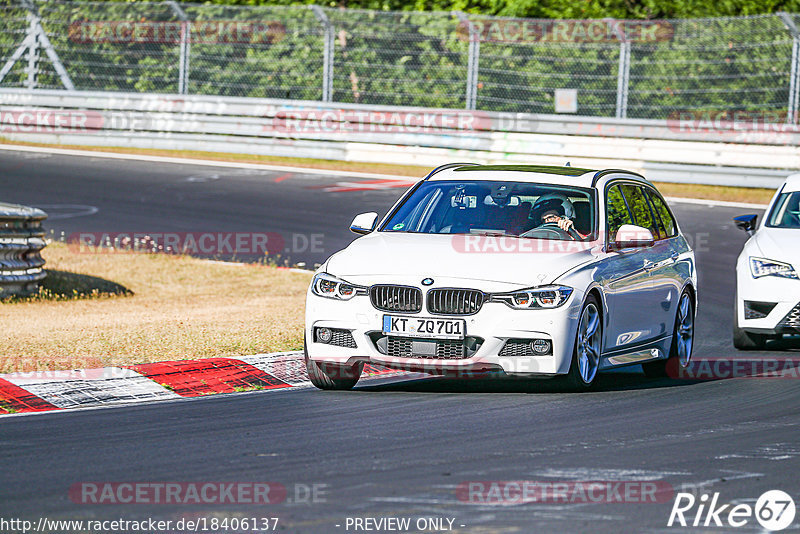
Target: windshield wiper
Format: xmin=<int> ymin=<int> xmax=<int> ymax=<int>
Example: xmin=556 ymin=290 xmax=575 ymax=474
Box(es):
xmin=470 ymin=231 xmax=510 ymax=237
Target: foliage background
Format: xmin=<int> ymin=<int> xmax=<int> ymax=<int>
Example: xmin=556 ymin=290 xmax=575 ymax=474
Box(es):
xmin=188 ymin=0 xmax=800 ymax=19
xmin=0 ymin=0 xmax=798 ymax=119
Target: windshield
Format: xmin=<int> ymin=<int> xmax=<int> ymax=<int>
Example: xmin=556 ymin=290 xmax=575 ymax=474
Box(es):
xmin=766 ymin=191 xmax=800 ymax=229
xmin=381 ymin=180 xmax=595 ymax=241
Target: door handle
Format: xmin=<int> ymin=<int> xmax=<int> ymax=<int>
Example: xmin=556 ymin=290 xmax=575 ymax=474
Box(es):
xmin=670 ymin=252 xmax=680 ymax=262
xmin=643 ymin=260 xmax=655 ymax=271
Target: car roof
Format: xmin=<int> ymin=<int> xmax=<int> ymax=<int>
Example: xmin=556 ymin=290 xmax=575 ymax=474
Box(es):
xmin=426 ymin=163 xmax=647 ymax=189
xmin=782 ymin=173 xmax=800 ymax=193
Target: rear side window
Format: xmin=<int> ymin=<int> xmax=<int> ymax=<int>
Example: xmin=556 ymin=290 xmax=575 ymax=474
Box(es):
xmin=646 ymin=189 xmax=677 ymax=238
xmin=606 ymin=184 xmax=633 ymax=240
xmin=619 ymin=184 xmax=658 ymax=237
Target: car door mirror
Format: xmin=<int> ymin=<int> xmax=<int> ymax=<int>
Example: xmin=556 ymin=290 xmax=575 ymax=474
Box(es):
xmin=733 ymin=214 xmax=758 ymax=236
xmin=609 ymin=224 xmax=654 ymax=251
xmin=350 ymin=212 xmax=378 ymax=235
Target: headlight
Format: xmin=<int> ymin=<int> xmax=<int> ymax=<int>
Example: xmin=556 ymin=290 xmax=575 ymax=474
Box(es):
xmin=749 ymin=257 xmax=798 ymax=279
xmin=311 ymin=272 xmax=365 ymax=300
xmin=490 ymin=285 xmax=574 ymax=309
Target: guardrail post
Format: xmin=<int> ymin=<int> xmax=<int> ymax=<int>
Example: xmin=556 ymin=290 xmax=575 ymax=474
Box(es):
xmin=167 ymin=1 xmax=190 ymax=95
xmin=615 ymin=42 xmax=631 ymax=118
xmin=779 ymin=13 xmax=800 ymax=124
xmin=24 ymin=13 xmax=40 ymax=89
xmin=790 ymin=38 xmax=800 ymax=124
xmin=310 ymin=6 xmax=334 ymax=102
xmin=607 ymin=19 xmax=631 ymax=118
xmin=614 ymin=34 xmax=631 ymax=119
xmin=454 ymin=12 xmax=479 ymax=111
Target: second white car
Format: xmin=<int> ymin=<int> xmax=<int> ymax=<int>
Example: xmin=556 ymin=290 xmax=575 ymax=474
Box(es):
xmin=733 ymin=173 xmax=800 ymax=349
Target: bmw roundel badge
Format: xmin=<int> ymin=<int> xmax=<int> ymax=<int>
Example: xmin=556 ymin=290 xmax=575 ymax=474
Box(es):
xmin=422 ymin=278 xmax=434 ymax=286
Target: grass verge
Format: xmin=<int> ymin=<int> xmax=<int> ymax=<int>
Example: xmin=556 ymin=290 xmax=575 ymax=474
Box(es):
xmin=0 ymin=242 xmax=310 ymax=373
xmin=0 ymin=138 xmax=777 ymax=205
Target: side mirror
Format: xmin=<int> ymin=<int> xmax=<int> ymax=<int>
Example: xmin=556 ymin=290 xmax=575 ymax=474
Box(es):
xmin=734 ymin=214 xmax=758 ymax=236
xmin=609 ymin=224 xmax=655 ymax=251
xmin=350 ymin=212 xmax=378 ymax=235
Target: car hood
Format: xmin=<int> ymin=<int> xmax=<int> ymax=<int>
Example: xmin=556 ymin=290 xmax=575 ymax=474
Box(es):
xmin=754 ymin=227 xmax=800 ymax=268
xmin=326 ymin=232 xmax=599 ymax=289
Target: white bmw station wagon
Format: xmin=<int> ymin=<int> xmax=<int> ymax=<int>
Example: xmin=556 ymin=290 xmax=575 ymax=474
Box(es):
xmin=305 ymin=164 xmax=697 ymax=390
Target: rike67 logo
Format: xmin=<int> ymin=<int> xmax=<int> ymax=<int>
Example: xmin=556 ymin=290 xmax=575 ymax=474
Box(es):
xmin=668 ymin=490 xmax=796 ymax=531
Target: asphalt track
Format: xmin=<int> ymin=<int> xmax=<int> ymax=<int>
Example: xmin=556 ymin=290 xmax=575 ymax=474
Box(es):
xmin=2 ymin=149 xmax=800 ymax=533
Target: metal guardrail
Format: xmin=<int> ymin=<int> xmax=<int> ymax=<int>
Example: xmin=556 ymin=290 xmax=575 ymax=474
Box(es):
xmin=0 ymin=201 xmax=47 ymax=298
xmin=3 ymin=88 xmax=800 ymax=145
xmin=0 ymin=88 xmax=797 ymax=188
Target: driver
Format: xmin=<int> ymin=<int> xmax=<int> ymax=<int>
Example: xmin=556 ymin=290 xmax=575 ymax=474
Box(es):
xmin=531 ymin=193 xmax=586 ymax=239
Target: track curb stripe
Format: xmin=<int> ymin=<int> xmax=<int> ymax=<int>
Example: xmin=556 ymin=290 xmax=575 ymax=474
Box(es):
xmin=2 ymin=367 xmax=180 ymax=410
xmin=127 ymin=358 xmax=293 ymax=397
xmin=232 ymin=352 xmax=406 ymax=388
xmin=0 ymin=378 xmax=61 ymax=414
xmin=0 ymin=354 xmax=409 ymax=416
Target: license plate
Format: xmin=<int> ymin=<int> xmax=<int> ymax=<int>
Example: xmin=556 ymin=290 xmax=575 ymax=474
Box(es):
xmin=382 ymin=315 xmax=466 ymax=340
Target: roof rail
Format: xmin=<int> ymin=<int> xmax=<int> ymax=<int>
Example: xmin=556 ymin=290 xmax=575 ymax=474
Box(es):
xmin=423 ymin=162 xmax=479 ymax=180
xmin=592 ymin=168 xmax=647 ymax=187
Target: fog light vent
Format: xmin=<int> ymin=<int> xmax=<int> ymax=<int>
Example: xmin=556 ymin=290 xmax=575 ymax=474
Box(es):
xmin=314 ymin=327 xmax=356 ymax=348
xmin=744 ymin=301 xmax=777 ymax=320
xmin=499 ymin=338 xmax=553 ymax=356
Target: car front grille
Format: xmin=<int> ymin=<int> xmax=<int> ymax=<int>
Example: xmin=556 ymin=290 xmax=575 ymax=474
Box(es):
xmin=427 ymin=288 xmax=485 ymax=315
xmin=499 ymin=340 xmax=534 ymax=356
xmin=778 ymin=303 xmax=800 ymax=330
xmin=370 ymin=285 xmax=422 ymax=313
xmin=387 ymin=337 xmax=467 ymax=359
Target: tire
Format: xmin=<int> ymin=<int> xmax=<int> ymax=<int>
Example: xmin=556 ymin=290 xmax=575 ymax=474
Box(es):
xmin=732 ymin=290 xmax=767 ymax=351
xmin=643 ymin=289 xmax=695 ymax=378
xmin=563 ymin=294 xmax=602 ymax=391
xmin=304 ymin=335 xmax=363 ymax=390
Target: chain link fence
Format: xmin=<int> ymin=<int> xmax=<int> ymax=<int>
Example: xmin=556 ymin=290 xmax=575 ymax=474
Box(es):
xmin=1 ymin=0 xmax=799 ymax=121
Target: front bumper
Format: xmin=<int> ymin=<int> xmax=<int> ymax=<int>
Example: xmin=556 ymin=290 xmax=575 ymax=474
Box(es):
xmin=305 ymin=287 xmax=584 ymax=377
xmin=736 ymin=273 xmax=800 ymax=334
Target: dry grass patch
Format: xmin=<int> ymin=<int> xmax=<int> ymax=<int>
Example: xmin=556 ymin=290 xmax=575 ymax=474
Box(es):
xmin=0 ymin=242 xmax=310 ymax=373
xmin=654 ymin=182 xmax=775 ymax=205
